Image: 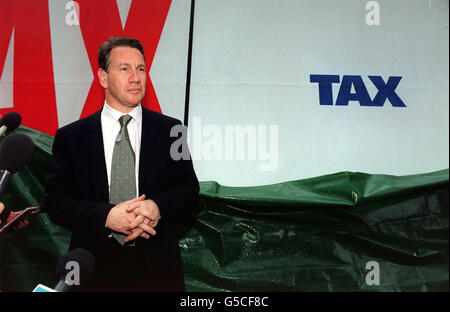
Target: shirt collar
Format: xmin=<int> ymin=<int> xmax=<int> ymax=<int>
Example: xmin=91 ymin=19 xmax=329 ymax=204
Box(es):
xmin=103 ymin=101 xmax=142 ymax=125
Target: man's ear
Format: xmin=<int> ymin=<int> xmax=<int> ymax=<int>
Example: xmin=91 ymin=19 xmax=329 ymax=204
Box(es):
xmin=98 ymin=68 xmax=108 ymax=88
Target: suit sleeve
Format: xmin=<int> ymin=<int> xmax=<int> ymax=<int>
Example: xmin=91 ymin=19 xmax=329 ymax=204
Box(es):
xmin=41 ymin=128 xmax=113 ymax=240
xmin=150 ymin=122 xmax=200 ymax=222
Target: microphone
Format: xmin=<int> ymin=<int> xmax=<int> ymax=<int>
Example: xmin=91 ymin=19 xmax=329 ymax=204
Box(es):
xmin=54 ymin=248 xmax=96 ymax=292
xmin=0 ymin=133 xmax=35 ymax=196
xmin=0 ymin=112 xmax=22 ymax=136
xmin=0 ymin=133 xmax=35 ymax=224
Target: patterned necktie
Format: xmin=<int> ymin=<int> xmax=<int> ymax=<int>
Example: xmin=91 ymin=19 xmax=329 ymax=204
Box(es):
xmin=109 ymin=114 xmax=136 ymax=245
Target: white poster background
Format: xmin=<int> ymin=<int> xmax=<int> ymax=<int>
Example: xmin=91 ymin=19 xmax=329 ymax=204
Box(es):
xmin=188 ymin=0 xmax=449 ymax=186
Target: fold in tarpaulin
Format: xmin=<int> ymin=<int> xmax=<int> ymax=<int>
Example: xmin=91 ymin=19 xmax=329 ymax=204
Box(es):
xmin=0 ymin=126 xmax=448 ymax=291
xmin=183 ymin=171 xmax=448 ymax=292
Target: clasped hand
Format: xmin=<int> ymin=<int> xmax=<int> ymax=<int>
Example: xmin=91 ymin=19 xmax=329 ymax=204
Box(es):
xmin=105 ymin=194 xmax=161 ymax=243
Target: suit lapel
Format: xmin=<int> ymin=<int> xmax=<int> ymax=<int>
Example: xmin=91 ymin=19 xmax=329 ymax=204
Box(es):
xmin=139 ymin=108 xmax=161 ymax=194
xmin=83 ymin=110 xmax=109 ymax=202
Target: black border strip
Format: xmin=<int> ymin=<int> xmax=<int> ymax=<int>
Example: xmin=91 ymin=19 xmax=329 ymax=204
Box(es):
xmin=184 ymin=0 xmax=195 ymax=126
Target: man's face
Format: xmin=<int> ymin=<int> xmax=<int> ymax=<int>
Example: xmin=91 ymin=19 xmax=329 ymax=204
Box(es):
xmin=98 ymin=46 xmax=146 ymax=112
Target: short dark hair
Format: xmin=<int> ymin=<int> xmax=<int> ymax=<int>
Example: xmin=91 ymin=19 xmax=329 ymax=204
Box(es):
xmin=98 ymin=36 xmax=145 ymax=71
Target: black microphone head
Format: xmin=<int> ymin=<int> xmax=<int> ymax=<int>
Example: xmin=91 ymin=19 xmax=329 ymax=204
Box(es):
xmin=0 ymin=133 xmax=35 ymax=173
xmin=0 ymin=112 xmax=22 ymax=130
xmin=56 ymin=248 xmax=96 ymax=286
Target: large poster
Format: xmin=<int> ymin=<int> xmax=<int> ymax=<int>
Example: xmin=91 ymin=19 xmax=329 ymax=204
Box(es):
xmin=1 ymin=0 xmax=448 ymax=186
xmin=188 ymin=0 xmax=449 ymax=185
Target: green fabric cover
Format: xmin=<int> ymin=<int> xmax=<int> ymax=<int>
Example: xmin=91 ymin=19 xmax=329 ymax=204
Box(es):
xmin=0 ymin=127 xmax=448 ymax=291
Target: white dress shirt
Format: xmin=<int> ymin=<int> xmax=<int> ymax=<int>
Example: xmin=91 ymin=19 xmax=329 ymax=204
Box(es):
xmin=101 ymin=101 xmax=142 ymax=197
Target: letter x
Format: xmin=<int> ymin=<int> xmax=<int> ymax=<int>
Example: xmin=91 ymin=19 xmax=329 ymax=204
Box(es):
xmin=369 ymin=76 xmax=406 ymax=107
xmin=77 ymin=0 xmax=172 ymax=118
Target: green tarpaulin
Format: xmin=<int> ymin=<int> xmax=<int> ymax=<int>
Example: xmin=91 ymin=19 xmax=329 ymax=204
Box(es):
xmin=0 ymin=127 xmax=448 ymax=291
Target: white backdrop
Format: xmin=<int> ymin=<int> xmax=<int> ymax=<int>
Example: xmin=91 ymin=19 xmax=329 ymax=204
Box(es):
xmin=188 ymin=0 xmax=449 ymax=186
xmin=0 ymin=0 xmax=448 ymax=187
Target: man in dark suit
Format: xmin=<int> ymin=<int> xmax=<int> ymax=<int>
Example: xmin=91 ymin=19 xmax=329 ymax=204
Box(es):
xmin=42 ymin=37 xmax=199 ymax=291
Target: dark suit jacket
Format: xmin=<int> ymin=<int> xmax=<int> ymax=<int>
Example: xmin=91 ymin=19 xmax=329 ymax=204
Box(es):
xmin=42 ymin=107 xmax=199 ymax=291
